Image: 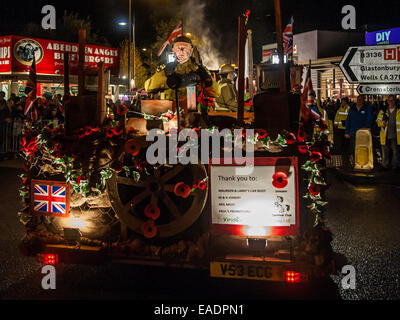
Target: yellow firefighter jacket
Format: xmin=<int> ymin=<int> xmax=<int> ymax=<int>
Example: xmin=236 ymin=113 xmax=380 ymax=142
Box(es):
xmin=376 ymin=108 xmax=400 ymax=145
xmin=214 ymin=78 xmax=238 ymax=112
xmin=334 ymin=102 xmax=350 ymax=130
xmin=144 ymin=59 xmax=220 ymax=101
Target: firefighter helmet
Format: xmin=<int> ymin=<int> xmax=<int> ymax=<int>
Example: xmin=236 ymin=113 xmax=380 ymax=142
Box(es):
xmin=219 ymin=64 xmax=235 ymax=74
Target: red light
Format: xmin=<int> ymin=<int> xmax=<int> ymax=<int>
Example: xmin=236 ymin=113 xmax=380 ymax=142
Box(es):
xmin=38 ymin=253 xmax=59 ymax=265
xmin=284 ymin=271 xmax=302 ymax=283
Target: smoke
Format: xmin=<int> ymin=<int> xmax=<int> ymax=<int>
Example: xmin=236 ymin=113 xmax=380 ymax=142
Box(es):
xmin=179 ymin=0 xmax=225 ymax=70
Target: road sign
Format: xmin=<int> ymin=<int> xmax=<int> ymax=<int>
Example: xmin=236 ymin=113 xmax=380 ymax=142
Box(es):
xmin=340 ymin=44 xmax=400 ymax=84
xmin=357 ymin=84 xmax=400 ymax=95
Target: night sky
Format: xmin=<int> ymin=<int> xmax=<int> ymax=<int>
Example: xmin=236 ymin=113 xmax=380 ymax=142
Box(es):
xmin=1 ymin=0 xmax=400 ymax=63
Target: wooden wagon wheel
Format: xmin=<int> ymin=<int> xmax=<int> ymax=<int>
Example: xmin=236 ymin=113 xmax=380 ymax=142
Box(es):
xmin=107 ymin=164 xmax=208 ymax=238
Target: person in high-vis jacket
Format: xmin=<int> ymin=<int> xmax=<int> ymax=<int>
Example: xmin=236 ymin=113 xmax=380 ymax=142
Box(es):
xmin=376 ymin=95 xmax=400 ymax=170
xmin=214 ymin=64 xmax=238 ymax=112
xmin=334 ymin=97 xmax=351 ymax=154
xmin=144 ymin=36 xmax=220 ymax=111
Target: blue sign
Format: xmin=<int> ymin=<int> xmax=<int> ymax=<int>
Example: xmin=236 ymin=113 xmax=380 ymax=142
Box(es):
xmin=366 ymin=28 xmax=400 ymax=45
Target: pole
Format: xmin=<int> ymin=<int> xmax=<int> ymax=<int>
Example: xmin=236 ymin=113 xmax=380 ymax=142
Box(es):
xmin=64 ymin=52 xmax=70 ymax=97
xmin=63 ymin=52 xmax=70 ymax=135
xmin=78 ymin=29 xmax=86 ymax=96
xmin=247 ymin=29 xmax=254 ymax=100
xmin=97 ymin=62 xmax=105 ymax=126
xmin=237 ymin=15 xmax=246 ymax=126
xmin=132 ymin=9 xmax=136 ymax=89
xmin=274 ymin=0 xmax=286 ymax=93
xmin=175 ymin=89 xmax=180 ymax=134
xmin=128 ymin=0 xmax=132 ymax=92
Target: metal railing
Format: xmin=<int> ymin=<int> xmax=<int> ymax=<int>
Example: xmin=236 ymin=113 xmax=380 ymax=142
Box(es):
xmin=0 ymin=120 xmax=63 ymax=157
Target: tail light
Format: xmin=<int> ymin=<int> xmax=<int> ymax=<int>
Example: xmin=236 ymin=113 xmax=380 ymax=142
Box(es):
xmin=37 ymin=253 xmax=59 ymax=265
xmin=284 ymin=270 xmax=306 ymax=283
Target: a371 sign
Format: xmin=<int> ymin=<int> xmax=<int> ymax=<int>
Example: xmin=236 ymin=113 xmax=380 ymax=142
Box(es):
xmin=340 ymin=44 xmax=400 ymax=84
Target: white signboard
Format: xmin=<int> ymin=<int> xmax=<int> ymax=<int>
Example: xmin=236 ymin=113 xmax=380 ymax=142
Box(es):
xmin=340 ymin=44 xmax=400 ymax=84
xmin=210 ymin=165 xmax=297 ymax=227
xmin=357 ymin=84 xmax=400 ymax=95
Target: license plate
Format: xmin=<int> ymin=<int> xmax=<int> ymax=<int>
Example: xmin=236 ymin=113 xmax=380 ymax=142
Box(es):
xmin=210 ymin=261 xmax=283 ymax=281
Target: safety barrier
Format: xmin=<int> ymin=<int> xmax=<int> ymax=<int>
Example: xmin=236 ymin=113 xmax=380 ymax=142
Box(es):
xmin=0 ymin=121 xmax=23 ymax=155
xmin=0 ymin=120 xmax=62 ymax=157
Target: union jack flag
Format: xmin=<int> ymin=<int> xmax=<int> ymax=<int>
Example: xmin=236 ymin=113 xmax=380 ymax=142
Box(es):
xmin=283 ymin=16 xmax=294 ymax=59
xmin=157 ymin=21 xmax=183 ymax=57
xmin=31 ymin=180 xmax=70 ymax=216
xmin=301 ymin=66 xmax=321 ymax=122
xmin=24 ymin=58 xmax=37 ymax=120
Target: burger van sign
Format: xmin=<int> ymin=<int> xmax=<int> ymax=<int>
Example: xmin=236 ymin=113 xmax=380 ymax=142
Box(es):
xmin=9 ymin=35 xmax=119 ymax=75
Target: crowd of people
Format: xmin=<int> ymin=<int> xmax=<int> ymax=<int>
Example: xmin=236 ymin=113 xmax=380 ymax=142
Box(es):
xmin=320 ymin=94 xmax=400 ymax=171
xmin=0 ymin=91 xmax=65 ymax=125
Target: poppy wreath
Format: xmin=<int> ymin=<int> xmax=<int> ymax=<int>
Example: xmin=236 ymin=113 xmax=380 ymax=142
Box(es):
xmin=144 ymin=203 xmax=161 ymax=220
xmin=141 ymin=220 xmax=158 ymax=239
xmin=125 ymin=139 xmax=141 ymax=156
xmin=174 ymin=182 xmax=191 ymax=198
xmin=272 ymin=171 xmax=288 ymax=189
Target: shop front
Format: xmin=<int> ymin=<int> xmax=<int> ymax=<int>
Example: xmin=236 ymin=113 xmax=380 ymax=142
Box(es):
xmin=0 ymin=35 xmax=120 ymax=99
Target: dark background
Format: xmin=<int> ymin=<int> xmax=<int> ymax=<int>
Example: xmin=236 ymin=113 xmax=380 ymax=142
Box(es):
xmin=1 ymin=0 xmax=400 ymax=63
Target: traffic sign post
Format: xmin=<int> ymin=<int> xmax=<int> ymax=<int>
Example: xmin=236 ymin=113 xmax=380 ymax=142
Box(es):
xmin=340 ymin=44 xmax=400 ymax=84
xmin=357 ymin=84 xmax=400 ymax=95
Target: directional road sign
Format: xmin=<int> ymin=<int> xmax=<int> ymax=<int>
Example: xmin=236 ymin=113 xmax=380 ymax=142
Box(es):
xmin=340 ymin=44 xmax=400 ymax=84
xmin=357 ymin=84 xmax=400 ymax=95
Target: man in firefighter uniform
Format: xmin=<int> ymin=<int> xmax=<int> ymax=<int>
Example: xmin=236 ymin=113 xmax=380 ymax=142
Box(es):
xmin=144 ymin=36 xmax=220 ymax=113
xmin=376 ymin=95 xmax=400 ymax=170
xmin=334 ymin=97 xmax=350 ymax=154
xmin=214 ymin=64 xmax=238 ymax=112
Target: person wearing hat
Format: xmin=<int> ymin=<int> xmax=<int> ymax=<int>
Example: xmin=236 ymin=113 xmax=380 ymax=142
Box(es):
xmin=214 ymin=64 xmax=238 ymax=112
xmin=144 ymin=35 xmax=220 ymax=113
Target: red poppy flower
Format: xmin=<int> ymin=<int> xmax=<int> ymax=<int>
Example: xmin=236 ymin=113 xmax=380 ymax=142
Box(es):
xmin=174 ymin=182 xmax=191 ymax=198
xmin=256 ymin=129 xmax=268 ymax=139
xmin=111 ymin=161 xmax=124 ymax=173
xmin=197 ymin=180 xmax=206 ymax=190
xmin=125 ymin=140 xmax=141 ymax=156
xmin=112 ymin=126 xmax=123 ymax=136
xmin=308 ymin=184 xmax=321 ymax=196
xmin=141 ymin=220 xmax=158 ymax=239
xmin=272 ymin=171 xmax=288 ymax=189
xmin=77 ymin=128 xmax=86 ymax=139
xmin=285 ymin=132 xmax=297 ymax=145
xmin=144 ymin=204 xmax=161 ymax=221
xmin=310 ymin=151 xmax=322 ymax=162
xmin=297 ymin=126 xmax=306 ymax=142
xmin=84 ymin=126 xmax=93 ymax=136
xmin=117 ymin=104 xmax=128 ymax=116
xmin=22 ymin=178 xmax=29 ymax=185
xmin=298 ymin=144 xmax=309 ymax=154
xmin=106 ymin=128 xmax=114 ymax=138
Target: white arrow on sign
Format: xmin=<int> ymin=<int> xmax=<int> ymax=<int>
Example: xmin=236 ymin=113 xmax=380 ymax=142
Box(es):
xmin=357 ymin=84 xmax=400 ymax=95
xmin=340 ymin=44 xmax=400 ymax=84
